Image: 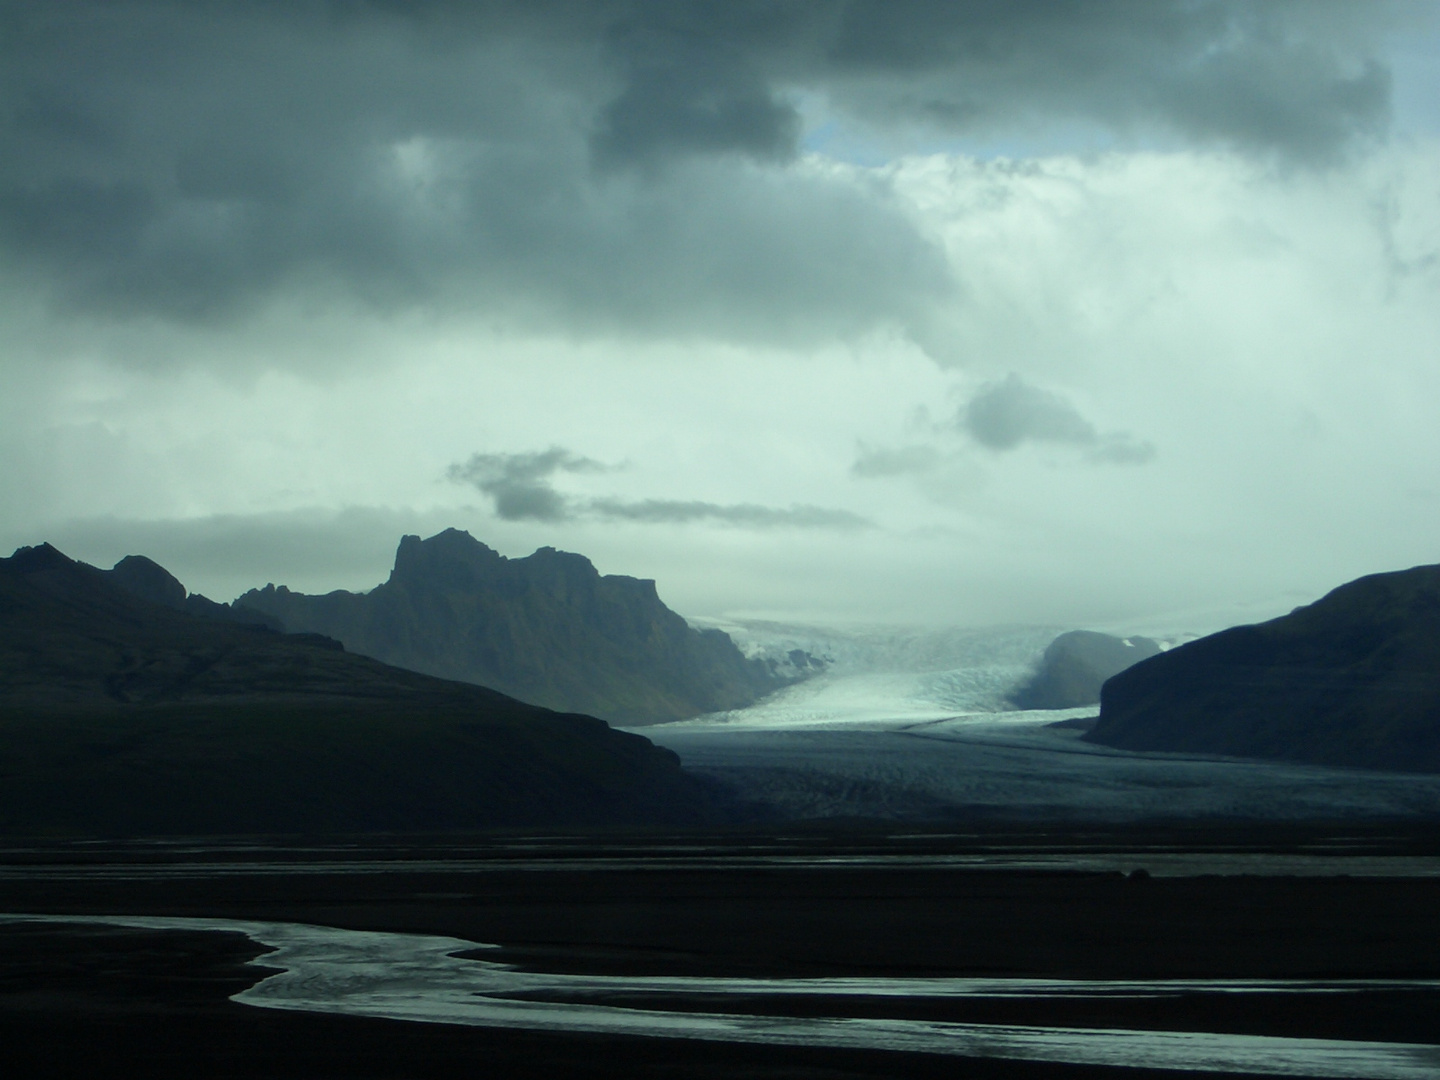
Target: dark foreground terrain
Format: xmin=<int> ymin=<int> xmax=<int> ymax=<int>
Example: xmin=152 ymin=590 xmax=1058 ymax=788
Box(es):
xmin=0 ymin=543 xmax=722 ymax=831
xmin=1089 ymin=562 xmax=1440 ymax=772
xmin=2 ymin=824 xmax=1439 ymax=1079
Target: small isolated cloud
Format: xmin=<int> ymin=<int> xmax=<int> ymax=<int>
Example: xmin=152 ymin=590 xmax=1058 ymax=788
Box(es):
xmin=589 ymin=498 xmax=870 ymax=530
xmin=1089 ymin=434 xmax=1159 ymax=465
xmin=445 ymin=448 xmax=607 ymax=522
xmin=961 ymin=374 xmax=1096 ymax=449
xmin=449 ymin=447 xmax=870 ymax=530
xmin=850 ymin=443 xmax=943 ymax=479
xmin=959 ymin=374 xmax=1154 ymax=464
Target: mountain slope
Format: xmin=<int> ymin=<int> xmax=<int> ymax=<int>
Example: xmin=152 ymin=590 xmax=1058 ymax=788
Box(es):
xmin=103 ymin=553 xmax=285 ymax=629
xmin=1086 ymin=563 xmax=1440 ymax=772
xmin=1010 ymin=630 xmax=1161 ymax=710
xmin=0 ymin=543 xmax=720 ymax=833
xmin=237 ymin=529 xmax=782 ymax=725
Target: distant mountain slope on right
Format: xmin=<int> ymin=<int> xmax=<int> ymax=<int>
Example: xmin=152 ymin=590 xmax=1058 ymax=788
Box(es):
xmin=1086 ymin=563 xmax=1440 ymax=772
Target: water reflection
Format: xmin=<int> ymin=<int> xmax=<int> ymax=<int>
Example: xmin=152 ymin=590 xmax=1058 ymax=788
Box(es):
xmin=5 ymin=914 xmax=1439 ymax=1078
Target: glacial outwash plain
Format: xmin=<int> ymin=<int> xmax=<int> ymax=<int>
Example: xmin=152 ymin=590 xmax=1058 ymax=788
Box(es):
xmin=3 ymin=534 xmax=1440 ymax=1079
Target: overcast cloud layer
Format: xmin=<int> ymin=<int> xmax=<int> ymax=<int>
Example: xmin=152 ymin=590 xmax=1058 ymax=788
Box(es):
xmin=0 ymin=1 xmax=1403 ymax=338
xmin=3 ymin=1 xmax=1438 ymax=631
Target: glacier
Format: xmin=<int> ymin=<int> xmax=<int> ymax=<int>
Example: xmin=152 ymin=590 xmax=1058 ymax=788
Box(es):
xmin=643 ymin=621 xmax=1440 ymax=822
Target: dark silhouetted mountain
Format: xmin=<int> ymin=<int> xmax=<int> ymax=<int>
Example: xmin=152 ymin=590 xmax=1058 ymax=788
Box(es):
xmin=1010 ymin=630 xmax=1161 ymax=710
xmin=102 ymin=553 xmax=285 ymax=630
xmin=236 ymin=529 xmax=784 ymax=725
xmin=0 ymin=543 xmax=722 ymax=834
xmin=1086 ymin=564 xmax=1440 ymax=772
xmin=106 ymin=554 xmax=187 ymax=609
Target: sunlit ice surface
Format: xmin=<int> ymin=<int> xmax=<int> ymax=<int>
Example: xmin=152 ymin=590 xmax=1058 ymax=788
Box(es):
xmin=660 ymin=621 xmax=1092 ymax=730
xmin=658 ymin=672 xmax=1098 ymax=731
xmin=5 ymin=915 xmax=1439 ymax=1079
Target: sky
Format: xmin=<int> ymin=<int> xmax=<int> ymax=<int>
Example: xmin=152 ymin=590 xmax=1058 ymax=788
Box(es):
xmin=2 ymin=1 xmax=1439 ymax=633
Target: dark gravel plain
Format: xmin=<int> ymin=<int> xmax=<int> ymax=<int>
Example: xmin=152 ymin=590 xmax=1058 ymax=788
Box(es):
xmin=2 ymin=824 xmax=1439 ymax=1079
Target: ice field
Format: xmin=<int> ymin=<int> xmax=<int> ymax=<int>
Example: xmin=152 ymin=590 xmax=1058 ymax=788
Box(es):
xmin=640 ymin=621 xmax=1440 ymax=823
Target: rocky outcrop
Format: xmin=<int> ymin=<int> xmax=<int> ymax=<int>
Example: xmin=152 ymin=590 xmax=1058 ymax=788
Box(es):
xmin=237 ymin=529 xmax=783 ymax=725
xmin=1010 ymin=630 xmax=1161 ymax=710
xmin=0 ymin=543 xmax=722 ymax=833
xmin=1086 ymin=564 xmax=1440 ymax=772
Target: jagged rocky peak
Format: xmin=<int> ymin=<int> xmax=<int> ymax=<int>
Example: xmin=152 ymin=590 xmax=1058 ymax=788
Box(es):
xmin=236 ymin=529 xmax=787 ymax=724
xmin=4 ymin=542 xmax=73 ymax=574
xmin=507 ymin=545 xmax=607 ymax=604
xmin=388 ymin=529 xmax=663 ymax=607
xmin=389 ymin=528 xmax=505 ymax=588
xmin=525 ymin=545 xmax=608 ymax=593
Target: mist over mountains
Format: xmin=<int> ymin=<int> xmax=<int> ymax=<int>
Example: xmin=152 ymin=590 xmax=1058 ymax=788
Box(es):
xmin=236 ymin=529 xmax=785 ymax=726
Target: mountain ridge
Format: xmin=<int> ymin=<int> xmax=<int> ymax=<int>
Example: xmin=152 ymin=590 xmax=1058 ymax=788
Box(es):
xmin=104 ymin=552 xmax=287 ymax=630
xmin=1086 ymin=562 xmax=1440 ymax=772
xmin=0 ymin=542 xmax=723 ymax=833
xmin=237 ymin=529 xmax=785 ymax=725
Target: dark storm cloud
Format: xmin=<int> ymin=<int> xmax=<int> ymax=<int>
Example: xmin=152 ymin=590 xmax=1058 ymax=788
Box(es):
xmin=0 ymin=0 xmax=950 ymax=335
xmin=0 ymin=1 xmax=1402 ymax=334
xmin=819 ymin=1 xmax=1391 ymax=163
xmin=960 ymin=374 xmax=1155 ymax=464
xmin=591 ymin=16 xmax=801 ymax=166
xmin=446 ymin=448 xmax=608 ymax=523
xmin=448 ymin=447 xmax=870 ymax=529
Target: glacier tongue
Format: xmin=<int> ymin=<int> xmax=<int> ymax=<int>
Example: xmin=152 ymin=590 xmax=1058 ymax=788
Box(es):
xmin=646 ymin=621 xmax=1440 ymax=823
xmin=676 ymin=620 xmax=1088 ymax=726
